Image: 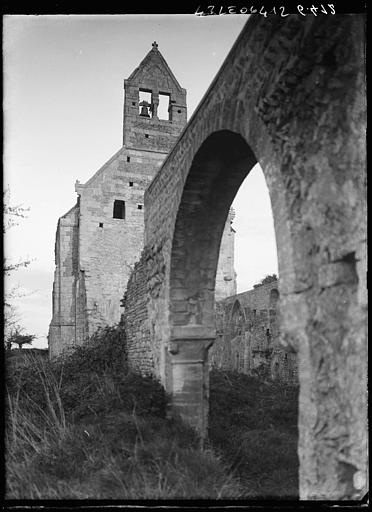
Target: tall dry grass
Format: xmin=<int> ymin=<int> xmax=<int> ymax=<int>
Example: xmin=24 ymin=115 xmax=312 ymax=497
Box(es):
xmin=5 ymin=335 xmax=243 ymax=499
xmin=5 ymin=330 xmax=299 ymax=500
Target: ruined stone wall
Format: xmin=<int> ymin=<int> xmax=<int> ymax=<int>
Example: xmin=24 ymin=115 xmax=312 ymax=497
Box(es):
xmin=210 ymin=280 xmax=298 ymax=384
xmin=48 ymin=204 xmax=79 ymax=358
xmin=124 ymin=16 xmax=366 ymax=498
xmin=122 ymin=255 xmax=154 ymax=376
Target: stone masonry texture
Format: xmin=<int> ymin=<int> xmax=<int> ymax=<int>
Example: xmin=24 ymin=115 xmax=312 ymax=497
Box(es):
xmin=123 ymin=16 xmax=367 ymax=500
xmin=211 ymin=279 xmax=297 ymax=384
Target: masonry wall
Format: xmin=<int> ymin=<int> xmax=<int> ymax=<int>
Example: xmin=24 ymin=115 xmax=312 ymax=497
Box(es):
xmin=75 ymin=268 xmax=88 ymax=344
xmin=76 ymin=146 xmax=166 ymax=339
xmin=123 ymin=45 xmax=187 ymax=149
xmin=48 ymin=204 xmax=79 ymax=358
xmin=124 ymin=16 xmax=366 ymax=499
xmin=210 ymin=280 xmax=298 ymax=384
xmin=122 ymin=255 xmax=154 ymax=376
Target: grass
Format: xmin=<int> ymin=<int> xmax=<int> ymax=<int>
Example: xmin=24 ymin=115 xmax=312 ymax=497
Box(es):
xmin=5 ymin=327 xmax=242 ymax=499
xmin=5 ymin=327 xmax=299 ymax=500
xmin=209 ymin=369 xmax=299 ymax=499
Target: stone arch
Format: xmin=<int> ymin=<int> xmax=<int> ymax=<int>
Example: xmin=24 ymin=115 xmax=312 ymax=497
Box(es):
xmin=169 ymin=131 xmax=257 ymax=329
xmin=167 ymin=129 xmax=293 ymax=437
xmin=230 ymin=299 xmax=246 ymax=372
xmin=230 ymin=299 xmax=246 ymax=337
xmin=168 ymin=129 xmax=294 ymax=331
xmin=132 ymin=15 xmax=366 ymax=499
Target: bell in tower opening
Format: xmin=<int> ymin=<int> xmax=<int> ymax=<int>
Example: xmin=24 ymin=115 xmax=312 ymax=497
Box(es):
xmin=139 ymin=100 xmax=151 ymax=118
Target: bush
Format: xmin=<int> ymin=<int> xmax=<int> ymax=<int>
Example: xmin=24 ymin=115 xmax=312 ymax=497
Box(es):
xmin=6 ymin=325 xmax=167 ymax=422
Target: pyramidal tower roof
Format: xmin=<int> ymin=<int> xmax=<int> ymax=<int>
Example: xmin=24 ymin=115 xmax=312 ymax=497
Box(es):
xmin=127 ymin=42 xmax=183 ymax=93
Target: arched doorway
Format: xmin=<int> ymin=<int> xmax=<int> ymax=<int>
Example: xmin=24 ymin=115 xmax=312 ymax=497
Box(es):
xmin=230 ymin=300 xmax=246 ymax=372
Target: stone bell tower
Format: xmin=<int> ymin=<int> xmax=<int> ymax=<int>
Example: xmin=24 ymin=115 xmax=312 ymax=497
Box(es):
xmin=123 ymin=41 xmax=187 ymax=152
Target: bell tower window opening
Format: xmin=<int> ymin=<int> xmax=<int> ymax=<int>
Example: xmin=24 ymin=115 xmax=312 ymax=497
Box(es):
xmin=139 ymin=89 xmax=152 ymax=118
xmin=158 ymin=93 xmax=170 ymax=120
xmin=113 ymin=200 xmax=125 ymax=219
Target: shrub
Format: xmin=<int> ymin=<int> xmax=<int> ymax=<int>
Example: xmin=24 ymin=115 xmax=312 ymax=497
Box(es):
xmin=6 ymin=325 xmax=167 ymax=422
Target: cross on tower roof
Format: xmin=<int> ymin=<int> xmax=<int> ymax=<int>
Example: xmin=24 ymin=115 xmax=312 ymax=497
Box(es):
xmin=152 ymin=41 xmax=158 ymax=49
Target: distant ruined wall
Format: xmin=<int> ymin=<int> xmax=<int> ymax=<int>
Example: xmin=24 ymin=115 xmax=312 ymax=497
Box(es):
xmin=215 ymin=210 xmax=237 ymax=301
xmin=210 ymin=280 xmax=298 ymax=384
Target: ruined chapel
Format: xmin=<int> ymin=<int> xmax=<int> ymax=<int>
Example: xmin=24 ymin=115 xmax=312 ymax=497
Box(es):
xmin=48 ymin=16 xmax=367 ymax=499
xmin=48 ymin=42 xmax=237 ymax=358
xmin=48 ymin=40 xmax=296 ymax=383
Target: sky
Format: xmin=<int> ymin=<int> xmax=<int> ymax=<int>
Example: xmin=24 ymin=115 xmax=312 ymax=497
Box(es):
xmin=4 ymin=15 xmax=278 ymax=349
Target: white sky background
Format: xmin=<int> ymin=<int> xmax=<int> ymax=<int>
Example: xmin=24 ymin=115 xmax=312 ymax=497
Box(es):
xmin=4 ymin=15 xmax=278 ymax=349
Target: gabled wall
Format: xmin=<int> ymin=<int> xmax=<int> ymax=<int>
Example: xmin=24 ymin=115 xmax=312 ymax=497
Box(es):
xmin=75 ymin=146 xmax=166 ymax=339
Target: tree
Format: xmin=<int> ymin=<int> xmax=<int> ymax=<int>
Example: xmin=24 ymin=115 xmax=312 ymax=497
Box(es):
xmin=4 ymin=189 xmax=32 ymax=346
xmin=7 ymin=327 xmax=36 ymax=350
xmin=3 ymin=189 xmax=31 ymax=274
xmin=253 ymin=273 xmax=278 ymax=289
